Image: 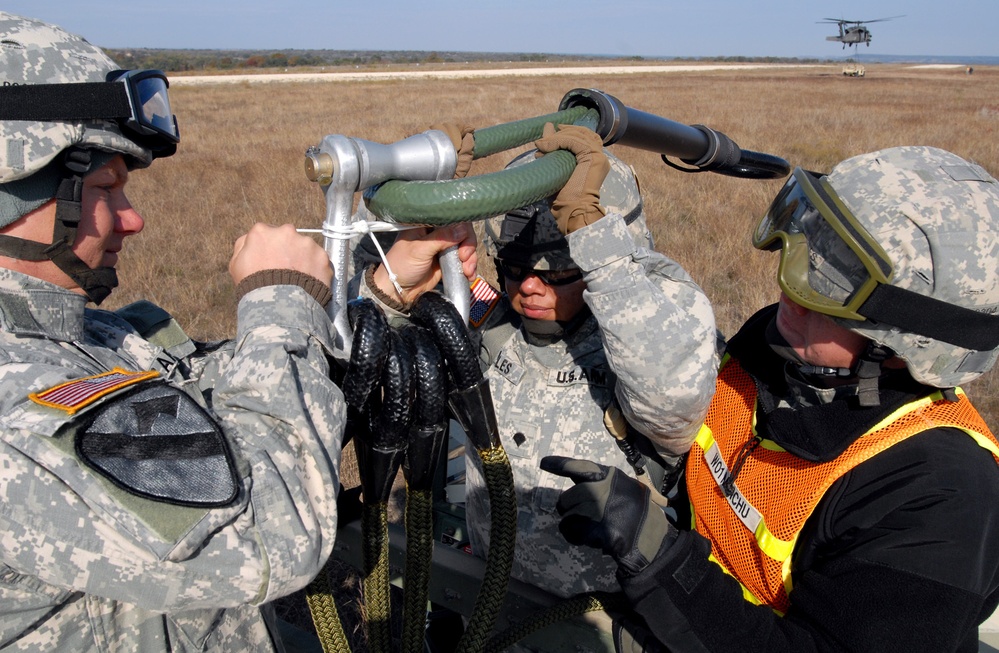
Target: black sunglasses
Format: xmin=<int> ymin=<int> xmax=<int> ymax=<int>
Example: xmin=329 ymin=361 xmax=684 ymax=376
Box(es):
xmin=496 ymin=261 xmax=584 ymax=287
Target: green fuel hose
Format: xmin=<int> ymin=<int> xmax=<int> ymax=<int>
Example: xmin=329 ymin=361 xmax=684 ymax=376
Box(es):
xmin=366 ymin=107 xmax=599 ymax=224
xmin=363 ymin=85 xmax=789 ymax=226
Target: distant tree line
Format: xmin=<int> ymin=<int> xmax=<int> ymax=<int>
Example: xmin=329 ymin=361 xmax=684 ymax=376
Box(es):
xmin=104 ymin=48 xmax=611 ymax=72
xmin=103 ymin=48 xmax=827 ymax=73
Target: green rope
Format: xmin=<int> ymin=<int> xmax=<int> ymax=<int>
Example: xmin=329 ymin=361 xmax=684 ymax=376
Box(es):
xmin=402 ymin=488 xmax=434 ymax=653
xmin=362 ymin=503 xmax=393 ymax=653
xmin=305 ymin=557 xmax=354 ymax=653
xmin=456 ymin=445 xmax=517 ymax=653
xmin=485 ymin=592 xmax=630 ymax=652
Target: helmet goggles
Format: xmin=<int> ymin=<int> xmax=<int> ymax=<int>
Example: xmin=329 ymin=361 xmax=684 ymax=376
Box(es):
xmin=754 ymin=167 xmax=893 ymax=321
xmin=0 ymin=69 xmax=179 ymax=158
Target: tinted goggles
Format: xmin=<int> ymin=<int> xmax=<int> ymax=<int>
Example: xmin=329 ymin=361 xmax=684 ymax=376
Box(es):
xmin=753 ymin=167 xmax=893 ymax=320
xmin=105 ymin=70 xmax=179 ymax=151
xmin=496 ymin=261 xmax=584 ymax=287
xmin=0 ymin=69 xmax=179 ymax=157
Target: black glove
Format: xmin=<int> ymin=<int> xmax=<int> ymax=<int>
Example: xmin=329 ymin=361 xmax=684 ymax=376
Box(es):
xmin=541 ymin=455 xmax=677 ymax=577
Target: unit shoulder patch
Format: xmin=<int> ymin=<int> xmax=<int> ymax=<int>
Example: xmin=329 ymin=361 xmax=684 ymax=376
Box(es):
xmin=76 ymin=383 xmax=238 ymax=507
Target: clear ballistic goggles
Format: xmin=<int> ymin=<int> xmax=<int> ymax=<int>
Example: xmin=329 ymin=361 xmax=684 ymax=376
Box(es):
xmin=753 ymin=167 xmax=894 ymax=321
xmin=0 ymin=69 xmax=179 ymax=157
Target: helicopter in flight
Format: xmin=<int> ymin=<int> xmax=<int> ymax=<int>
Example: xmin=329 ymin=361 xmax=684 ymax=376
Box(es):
xmin=819 ymin=16 xmax=904 ymax=50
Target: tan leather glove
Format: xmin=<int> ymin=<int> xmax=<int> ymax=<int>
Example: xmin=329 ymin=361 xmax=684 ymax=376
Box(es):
xmin=432 ymin=122 xmax=475 ymax=179
xmin=533 ymin=123 xmax=609 ymax=235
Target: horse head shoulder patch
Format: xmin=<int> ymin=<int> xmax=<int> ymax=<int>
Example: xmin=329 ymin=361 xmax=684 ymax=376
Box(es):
xmin=76 ymin=383 xmax=239 ymax=507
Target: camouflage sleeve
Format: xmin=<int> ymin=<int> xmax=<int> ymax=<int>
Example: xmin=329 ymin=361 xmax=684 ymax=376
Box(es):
xmin=205 ymin=284 xmax=346 ymax=605
xmin=0 ymin=286 xmax=345 ymax=614
xmin=355 ymin=264 xmax=414 ymax=326
xmin=569 ymin=212 xmax=718 ymax=456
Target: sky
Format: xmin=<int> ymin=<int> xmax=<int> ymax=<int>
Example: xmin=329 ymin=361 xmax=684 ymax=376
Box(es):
xmin=2 ymin=1 xmax=996 ymax=59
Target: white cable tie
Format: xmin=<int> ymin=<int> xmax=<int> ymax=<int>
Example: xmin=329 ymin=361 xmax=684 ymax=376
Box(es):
xmin=298 ymin=221 xmax=422 ymax=240
xmin=365 ymin=225 xmax=407 ymax=299
xmin=300 ymin=219 xmax=426 ymax=300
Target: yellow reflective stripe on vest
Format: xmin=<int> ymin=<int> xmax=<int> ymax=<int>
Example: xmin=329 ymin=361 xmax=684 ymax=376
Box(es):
xmin=695 ymin=424 xmax=796 ymax=562
xmin=691 ymin=377 xmax=998 ymax=612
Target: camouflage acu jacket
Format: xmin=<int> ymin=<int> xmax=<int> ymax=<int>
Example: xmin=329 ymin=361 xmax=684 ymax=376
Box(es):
xmin=463 ymin=211 xmax=718 ymax=597
xmin=0 ymin=270 xmax=345 ymax=652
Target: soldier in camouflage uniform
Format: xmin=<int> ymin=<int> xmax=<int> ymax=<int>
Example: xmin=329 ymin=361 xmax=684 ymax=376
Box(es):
xmin=543 ymin=146 xmax=999 ymax=652
xmin=0 ymin=13 xmax=344 ymax=652
xmin=360 ymin=124 xmax=718 ymax=602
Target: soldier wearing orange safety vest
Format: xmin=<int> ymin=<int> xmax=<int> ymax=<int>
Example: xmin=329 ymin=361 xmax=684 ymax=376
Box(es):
xmin=543 ymin=146 xmax=999 ymax=652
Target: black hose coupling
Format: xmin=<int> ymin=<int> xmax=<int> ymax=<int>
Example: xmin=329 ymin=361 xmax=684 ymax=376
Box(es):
xmin=449 ymin=378 xmax=500 ymax=451
xmin=682 ymin=125 xmax=742 ymax=171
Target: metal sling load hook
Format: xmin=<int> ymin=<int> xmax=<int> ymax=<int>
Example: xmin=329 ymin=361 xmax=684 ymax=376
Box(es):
xmin=304 ymin=129 xmax=468 ymax=352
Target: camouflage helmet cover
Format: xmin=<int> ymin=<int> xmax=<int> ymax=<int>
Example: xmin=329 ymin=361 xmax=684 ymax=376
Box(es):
xmin=824 ymin=146 xmax=999 ymax=388
xmin=0 ymin=12 xmax=153 ymax=185
xmin=483 ymin=148 xmax=652 ymax=270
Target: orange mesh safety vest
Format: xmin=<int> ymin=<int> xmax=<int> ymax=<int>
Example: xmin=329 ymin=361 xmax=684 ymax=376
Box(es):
xmin=687 ymin=356 xmax=999 ymax=615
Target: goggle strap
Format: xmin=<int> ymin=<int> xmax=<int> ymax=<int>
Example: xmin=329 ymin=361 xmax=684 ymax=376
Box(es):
xmin=859 ymin=283 xmax=999 ymax=351
xmin=0 ymin=82 xmax=132 ymax=122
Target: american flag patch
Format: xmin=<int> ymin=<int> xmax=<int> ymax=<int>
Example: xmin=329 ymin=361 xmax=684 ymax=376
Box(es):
xmin=469 ymin=276 xmax=500 ymax=328
xmin=30 ymin=368 xmax=160 ymax=415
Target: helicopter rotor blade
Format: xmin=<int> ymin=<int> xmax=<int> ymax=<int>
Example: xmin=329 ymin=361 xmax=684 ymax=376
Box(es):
xmin=820 ymin=15 xmax=904 ymax=25
xmin=862 ymin=15 xmax=905 ymax=23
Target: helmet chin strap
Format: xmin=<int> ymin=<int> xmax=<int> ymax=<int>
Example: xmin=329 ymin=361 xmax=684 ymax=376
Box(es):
xmin=853 ymin=341 xmax=892 ymax=407
xmin=0 ymin=149 xmax=118 ymax=304
xmin=797 ymin=364 xmax=853 ymax=378
xmin=790 ymin=341 xmax=893 ymax=407
xmin=766 ymin=316 xmax=892 ymax=406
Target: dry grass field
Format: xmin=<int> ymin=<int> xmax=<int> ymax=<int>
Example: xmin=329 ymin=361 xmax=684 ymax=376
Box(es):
xmin=114 ymin=62 xmax=999 ymax=430
xmin=101 ymin=61 xmax=999 ymax=649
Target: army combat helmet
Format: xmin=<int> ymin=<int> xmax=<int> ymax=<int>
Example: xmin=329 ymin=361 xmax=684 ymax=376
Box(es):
xmin=0 ymin=12 xmax=179 ymax=303
xmin=755 ymin=145 xmax=999 ymax=390
xmin=484 ymin=148 xmax=653 ymax=271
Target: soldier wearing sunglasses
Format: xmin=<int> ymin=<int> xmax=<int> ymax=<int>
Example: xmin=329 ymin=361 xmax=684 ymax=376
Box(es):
xmin=362 ymin=123 xmax=718 ymax=628
xmin=0 ymin=13 xmax=345 ymax=652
